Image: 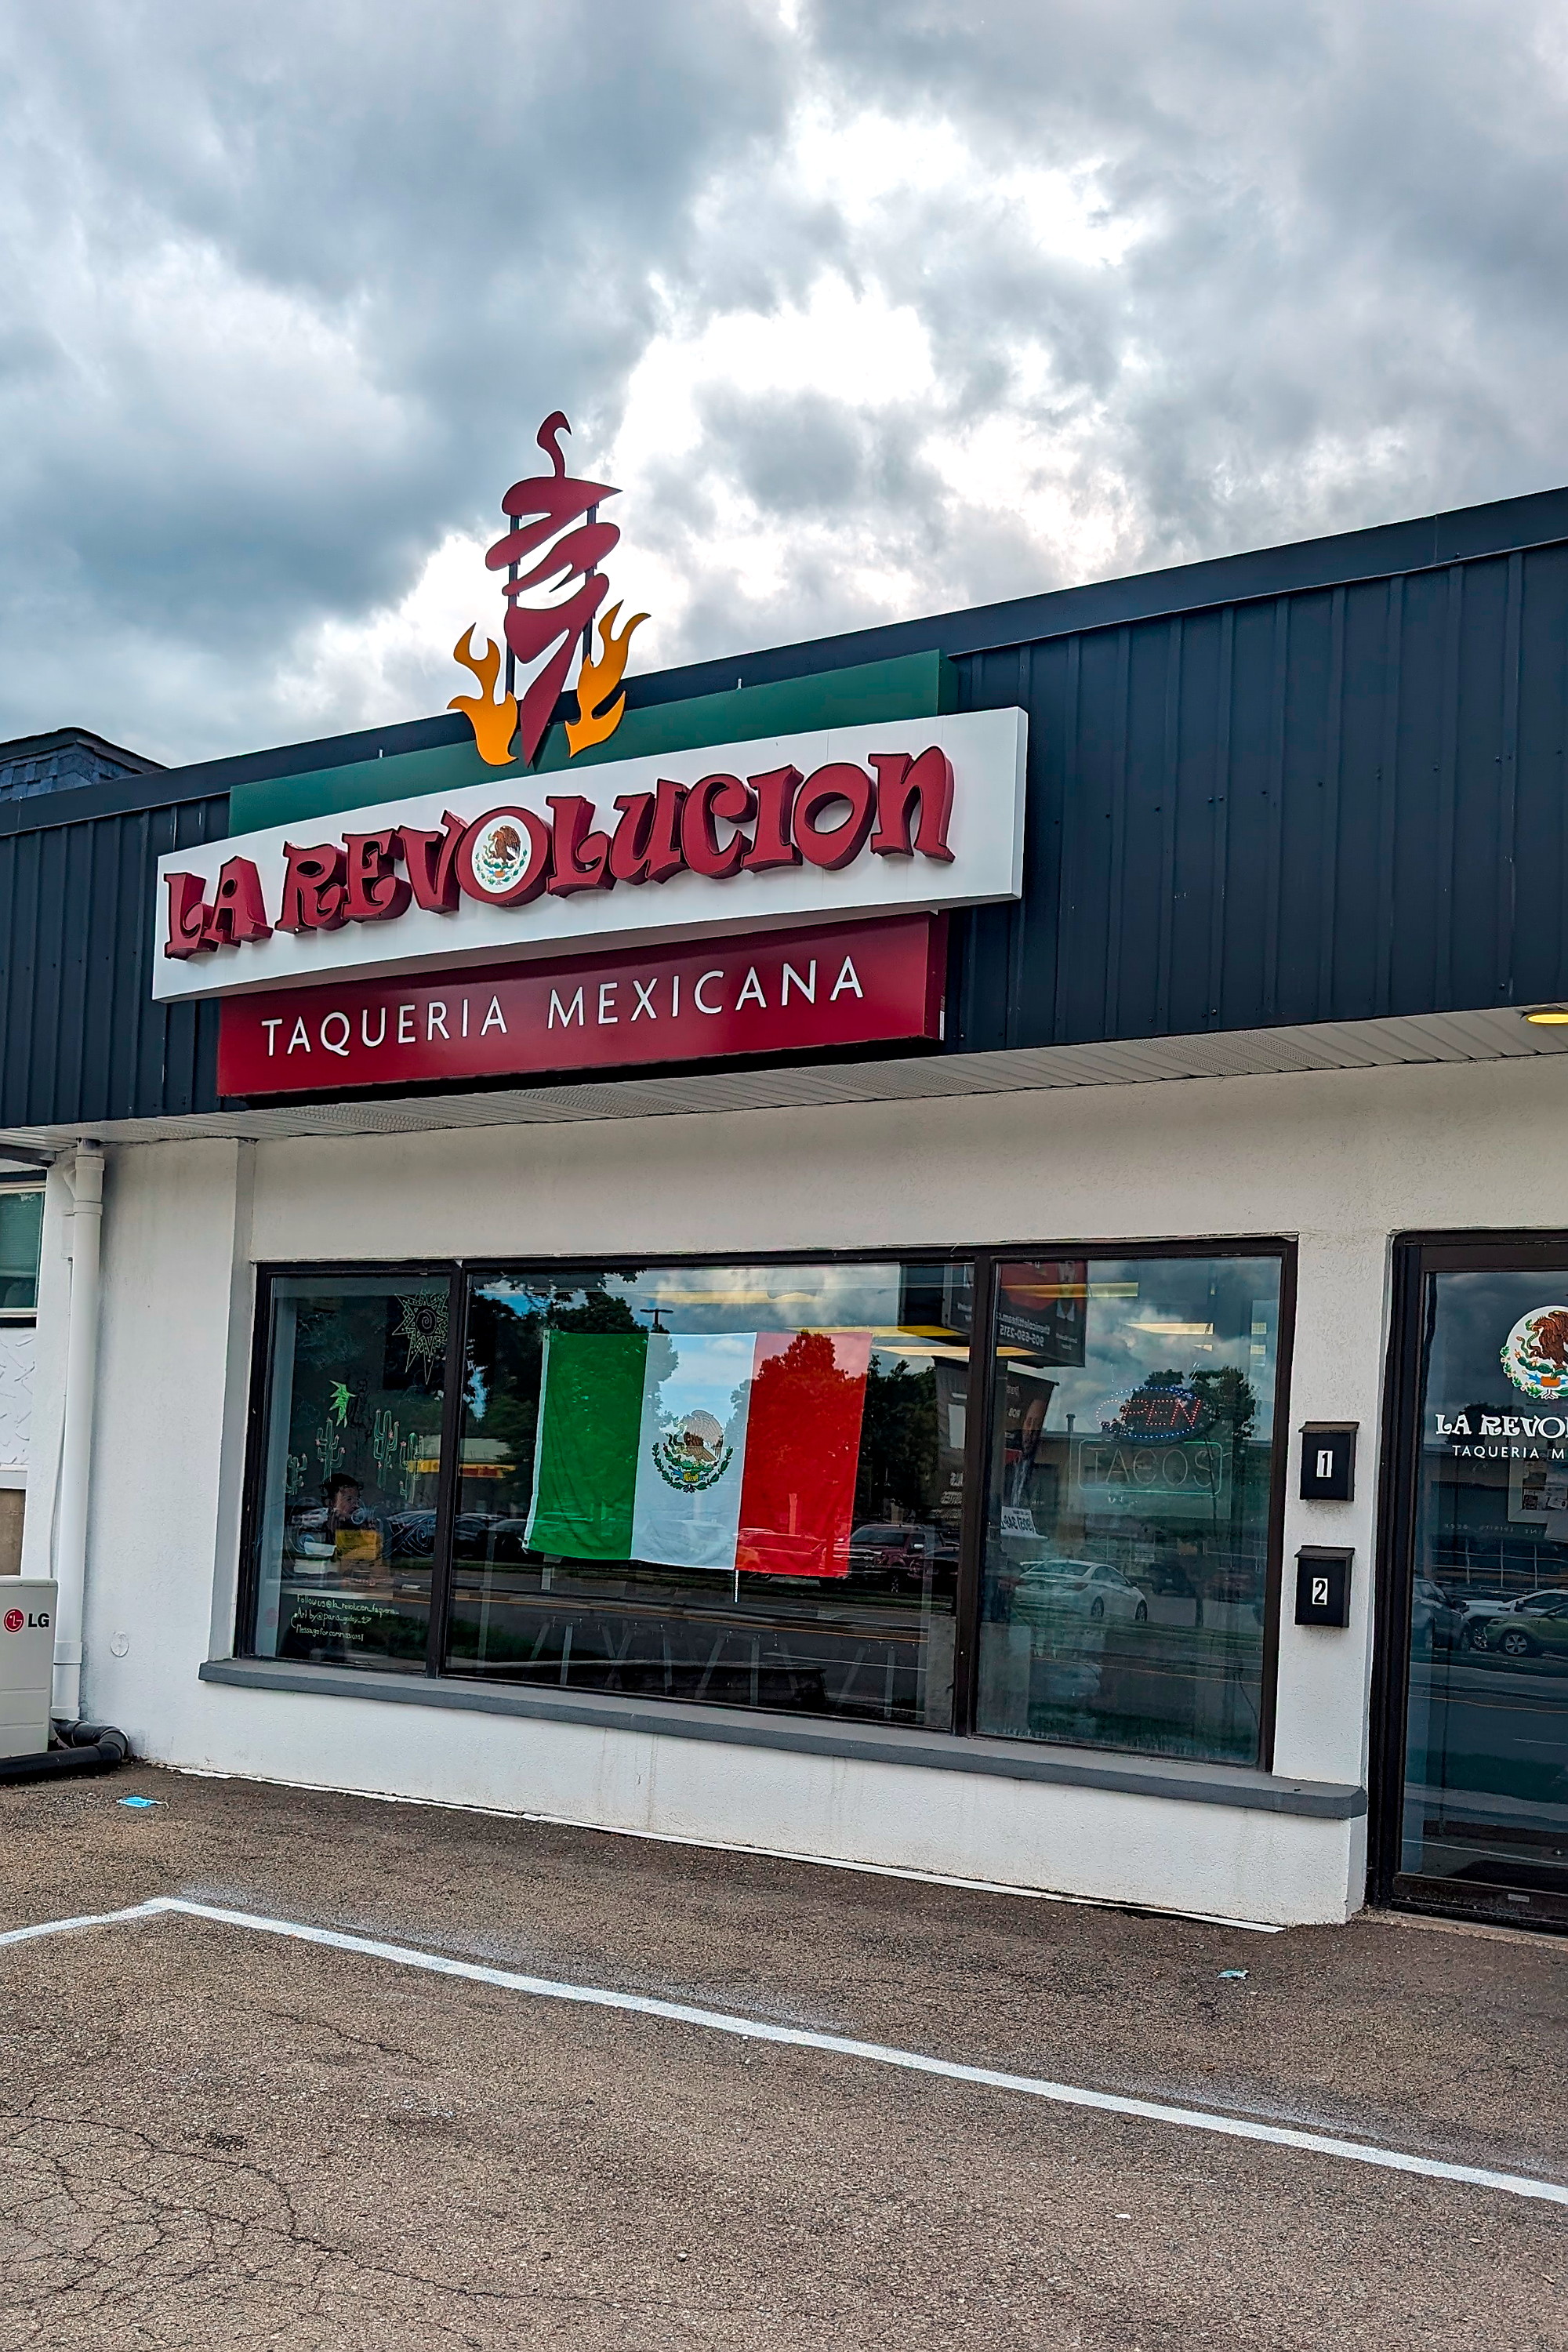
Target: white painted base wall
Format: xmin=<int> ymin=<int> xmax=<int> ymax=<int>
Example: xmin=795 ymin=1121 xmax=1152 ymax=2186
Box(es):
xmin=174 ymin=1682 xmax=1362 ymax=1929
xmin=31 ymin=1048 xmax=1568 ymax=1926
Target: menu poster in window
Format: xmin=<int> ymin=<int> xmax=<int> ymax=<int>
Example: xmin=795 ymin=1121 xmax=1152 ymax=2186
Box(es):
xmin=995 ymin=1261 xmax=1087 ymax=1368
xmin=896 ymin=1264 xmax=975 ymax=1344
xmin=932 ymin=1359 xmax=968 ymax=1523
xmin=1508 ymin=1457 xmax=1568 ymax=1523
xmin=999 ymin=1372 xmax=1062 ymax=1537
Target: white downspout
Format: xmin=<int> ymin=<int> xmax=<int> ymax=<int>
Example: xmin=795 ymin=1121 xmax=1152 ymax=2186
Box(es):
xmin=53 ymin=1142 xmax=103 ymax=1723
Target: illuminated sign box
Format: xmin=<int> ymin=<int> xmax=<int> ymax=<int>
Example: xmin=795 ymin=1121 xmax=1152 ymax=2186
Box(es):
xmin=153 ymin=708 xmax=1025 ymax=1004
xmin=217 ymin=914 xmax=946 ymax=1098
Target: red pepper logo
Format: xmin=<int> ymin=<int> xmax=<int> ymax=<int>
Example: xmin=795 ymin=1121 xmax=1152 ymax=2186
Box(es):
xmin=450 ymin=412 xmax=648 ymax=770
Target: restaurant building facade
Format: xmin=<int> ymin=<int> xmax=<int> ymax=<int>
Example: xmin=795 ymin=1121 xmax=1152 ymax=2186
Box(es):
xmin=4 ymin=479 xmax=1568 ymax=1933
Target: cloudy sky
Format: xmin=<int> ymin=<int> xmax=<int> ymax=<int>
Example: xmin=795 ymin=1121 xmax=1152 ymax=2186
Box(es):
xmin=3 ymin=0 xmax=1566 ymax=768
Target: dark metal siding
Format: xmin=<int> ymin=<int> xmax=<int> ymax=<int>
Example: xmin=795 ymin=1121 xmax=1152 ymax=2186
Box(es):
xmin=8 ymin=503 xmax=1568 ymax=1122
xmin=0 ymin=790 xmax=227 ymax=1127
xmin=948 ymin=540 xmax=1568 ymax=1052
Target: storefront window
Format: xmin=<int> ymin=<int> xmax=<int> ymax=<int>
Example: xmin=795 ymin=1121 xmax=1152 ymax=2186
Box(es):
xmin=0 ymin=1185 xmax=44 ymax=1317
xmin=241 ymin=1245 xmax=1292 ymax=1758
xmin=1401 ymin=1264 xmax=1568 ymax=1905
xmin=976 ymin=1253 xmax=1283 ymax=1764
xmin=445 ymin=1260 xmax=969 ymax=1726
xmin=249 ymin=1276 xmax=449 ymax=1671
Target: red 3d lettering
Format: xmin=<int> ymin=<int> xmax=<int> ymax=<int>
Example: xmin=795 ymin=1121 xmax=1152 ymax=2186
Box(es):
xmin=343 ymin=830 xmax=413 ymax=922
xmin=204 ymin=858 xmax=273 ymax=946
xmin=792 ymin=763 xmax=877 ymax=871
xmin=742 ymin=765 xmax=801 ymax=873
xmin=546 ymin=796 xmax=614 ymax=895
xmin=397 ymin=814 xmax=467 ymax=913
xmin=869 ymin=747 xmax=954 ymax=861
xmin=162 ymin=744 xmax=960 ymax=960
xmin=163 ymin=872 xmax=216 ymax=958
xmin=276 ymin=843 xmax=349 ymax=931
xmin=681 ymin=775 xmax=756 ymax=880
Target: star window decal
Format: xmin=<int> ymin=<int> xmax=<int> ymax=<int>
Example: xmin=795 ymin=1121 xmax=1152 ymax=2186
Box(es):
xmin=394 ymin=1291 xmax=448 ymax=1381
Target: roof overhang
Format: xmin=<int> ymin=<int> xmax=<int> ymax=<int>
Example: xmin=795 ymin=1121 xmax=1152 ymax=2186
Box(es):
xmin=4 ymin=1004 xmax=1567 ymax=1155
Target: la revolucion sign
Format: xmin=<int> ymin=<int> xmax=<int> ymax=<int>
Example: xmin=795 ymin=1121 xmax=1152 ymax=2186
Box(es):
xmin=216 ymin=916 xmax=946 ymax=1096
xmin=151 ymin=710 xmax=1025 ymax=1002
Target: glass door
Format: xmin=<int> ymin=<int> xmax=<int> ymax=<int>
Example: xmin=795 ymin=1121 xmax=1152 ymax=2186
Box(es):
xmin=1381 ymin=1243 xmax=1568 ymax=1928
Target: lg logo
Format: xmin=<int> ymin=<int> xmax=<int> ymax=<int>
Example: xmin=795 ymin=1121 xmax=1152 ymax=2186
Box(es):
xmin=2 ymin=1607 xmax=49 ymax=1632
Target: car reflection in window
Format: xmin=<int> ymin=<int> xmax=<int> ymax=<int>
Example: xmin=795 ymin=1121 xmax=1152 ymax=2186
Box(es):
xmin=1411 ymin=1576 xmax=1465 ymax=1653
xmin=1454 ymin=1585 xmax=1568 ymax=1653
xmin=1475 ymin=1596 xmax=1568 ymax=1663
xmin=846 ymin=1523 xmax=958 ymax=1599
xmin=1010 ymin=1559 xmax=1149 ymax=1626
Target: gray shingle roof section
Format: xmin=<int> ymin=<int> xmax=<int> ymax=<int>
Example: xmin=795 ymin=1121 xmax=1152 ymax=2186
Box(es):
xmin=0 ymin=727 xmax=163 ymax=804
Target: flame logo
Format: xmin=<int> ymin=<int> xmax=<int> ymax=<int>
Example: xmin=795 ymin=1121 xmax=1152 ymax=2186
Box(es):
xmin=565 ymin=601 xmax=648 ymax=754
xmin=450 ymin=414 xmax=652 ymax=768
xmin=447 ymin=627 xmax=518 ymax=768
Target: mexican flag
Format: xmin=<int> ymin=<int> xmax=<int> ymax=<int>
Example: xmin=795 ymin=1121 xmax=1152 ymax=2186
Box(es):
xmin=524 ymin=1327 xmax=872 ymax=1576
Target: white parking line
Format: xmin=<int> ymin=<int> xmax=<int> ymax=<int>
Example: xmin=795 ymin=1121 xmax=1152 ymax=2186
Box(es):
xmin=4 ymin=1895 xmax=1566 ymax=2209
xmin=0 ymin=1901 xmax=164 ymax=1948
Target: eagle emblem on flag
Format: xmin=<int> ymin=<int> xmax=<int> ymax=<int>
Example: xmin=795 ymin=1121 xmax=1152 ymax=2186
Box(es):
xmin=654 ymin=1411 xmax=735 ymax=1493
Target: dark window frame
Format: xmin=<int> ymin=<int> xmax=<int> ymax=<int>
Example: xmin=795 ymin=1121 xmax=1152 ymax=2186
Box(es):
xmin=0 ymin=1176 xmax=45 ymax=1326
xmin=236 ymin=1234 xmax=1296 ymax=1768
xmin=234 ymin=1259 xmax=459 ymax=1681
xmin=1370 ymin=1230 xmax=1568 ymax=1931
xmin=966 ymin=1239 xmax=1294 ymax=1768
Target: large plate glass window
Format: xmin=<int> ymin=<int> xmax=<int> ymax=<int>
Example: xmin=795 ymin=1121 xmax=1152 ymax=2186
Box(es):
xmin=446 ymin=1259 xmax=970 ymax=1727
xmin=976 ymin=1252 xmax=1284 ymax=1764
xmin=248 ymin=1276 xmax=449 ymax=1671
xmin=1396 ymin=1258 xmax=1568 ymax=1917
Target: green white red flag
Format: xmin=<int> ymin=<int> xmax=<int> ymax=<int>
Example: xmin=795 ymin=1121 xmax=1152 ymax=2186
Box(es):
xmin=524 ymin=1327 xmax=871 ymax=1575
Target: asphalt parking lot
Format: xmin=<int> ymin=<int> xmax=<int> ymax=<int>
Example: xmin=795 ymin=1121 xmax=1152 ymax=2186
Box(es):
xmin=0 ymin=1765 xmax=1564 ymax=2350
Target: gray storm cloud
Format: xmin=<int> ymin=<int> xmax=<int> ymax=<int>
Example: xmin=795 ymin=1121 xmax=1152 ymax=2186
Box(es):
xmin=0 ymin=0 xmax=1564 ymax=762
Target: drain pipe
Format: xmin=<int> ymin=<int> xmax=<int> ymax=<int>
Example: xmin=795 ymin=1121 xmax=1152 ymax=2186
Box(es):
xmin=53 ymin=1142 xmax=103 ymax=1723
xmin=0 ymin=1721 xmax=130 ymax=1785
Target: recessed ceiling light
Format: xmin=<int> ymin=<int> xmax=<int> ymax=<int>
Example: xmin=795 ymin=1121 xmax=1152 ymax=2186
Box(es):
xmin=1524 ymin=1007 xmax=1568 ymax=1025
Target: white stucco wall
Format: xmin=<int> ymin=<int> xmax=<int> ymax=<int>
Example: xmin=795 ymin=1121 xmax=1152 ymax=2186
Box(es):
xmin=0 ymin=1329 xmax=33 ymax=1501
xmin=38 ymin=1048 xmax=1568 ymax=1926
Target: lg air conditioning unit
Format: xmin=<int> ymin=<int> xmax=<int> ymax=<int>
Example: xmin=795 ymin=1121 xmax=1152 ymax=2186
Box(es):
xmin=0 ymin=1579 xmax=57 ymax=1759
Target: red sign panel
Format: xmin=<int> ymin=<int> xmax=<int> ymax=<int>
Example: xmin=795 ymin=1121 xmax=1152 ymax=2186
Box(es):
xmin=217 ymin=916 xmax=946 ymax=1098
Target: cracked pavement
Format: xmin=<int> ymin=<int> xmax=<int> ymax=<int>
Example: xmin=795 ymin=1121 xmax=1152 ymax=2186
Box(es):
xmin=0 ymin=1764 xmax=1564 ymax=2349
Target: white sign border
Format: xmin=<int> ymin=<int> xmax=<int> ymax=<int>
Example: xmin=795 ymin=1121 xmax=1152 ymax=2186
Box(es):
xmin=152 ymin=707 xmax=1027 ymax=1002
